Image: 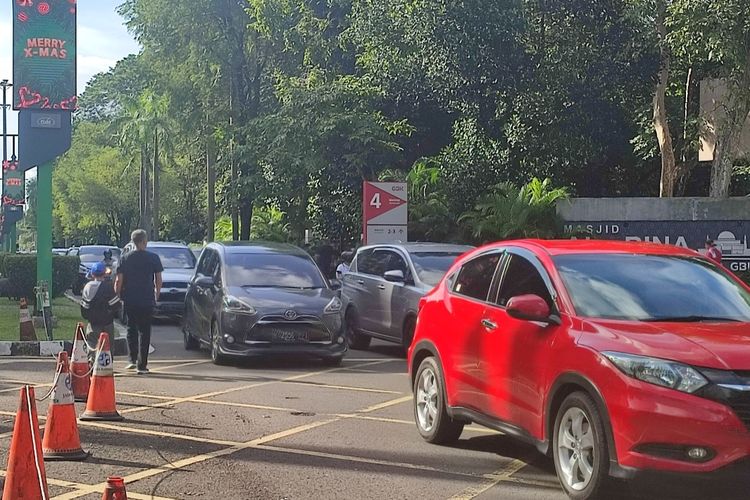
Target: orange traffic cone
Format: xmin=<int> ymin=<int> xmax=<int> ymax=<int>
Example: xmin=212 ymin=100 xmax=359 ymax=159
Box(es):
xmin=19 ymin=297 xmax=37 ymax=341
xmin=2 ymin=386 xmax=50 ymax=500
xmin=72 ymin=322 xmax=91 ymax=402
xmin=80 ymin=332 xmax=124 ymax=421
xmin=102 ymin=476 xmax=128 ymax=499
xmin=43 ymin=351 xmax=89 ymax=461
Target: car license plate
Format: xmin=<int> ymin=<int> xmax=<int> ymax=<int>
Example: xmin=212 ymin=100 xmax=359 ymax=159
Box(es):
xmin=272 ymin=329 xmax=308 ymax=343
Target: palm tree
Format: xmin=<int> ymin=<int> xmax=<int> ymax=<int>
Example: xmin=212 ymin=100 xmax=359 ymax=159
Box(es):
xmin=460 ymin=178 xmax=569 ymax=243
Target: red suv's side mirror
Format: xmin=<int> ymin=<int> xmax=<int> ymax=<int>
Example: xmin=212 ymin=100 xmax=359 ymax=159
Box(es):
xmin=506 ymin=294 xmax=556 ymax=324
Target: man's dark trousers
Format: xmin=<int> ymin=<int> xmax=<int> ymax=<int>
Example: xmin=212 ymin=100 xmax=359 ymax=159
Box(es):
xmin=126 ymin=304 xmax=153 ymax=370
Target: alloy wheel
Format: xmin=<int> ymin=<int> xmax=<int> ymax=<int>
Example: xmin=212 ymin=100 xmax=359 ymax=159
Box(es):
xmin=557 ymin=407 xmax=596 ymax=492
xmin=416 ymin=366 xmax=439 ymax=432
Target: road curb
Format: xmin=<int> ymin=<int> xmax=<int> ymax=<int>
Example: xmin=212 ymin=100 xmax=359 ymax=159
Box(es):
xmin=0 ymin=340 xmax=73 ymax=357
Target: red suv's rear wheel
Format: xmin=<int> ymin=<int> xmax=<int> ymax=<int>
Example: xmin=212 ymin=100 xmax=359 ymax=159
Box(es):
xmin=413 ymin=357 xmax=464 ymax=444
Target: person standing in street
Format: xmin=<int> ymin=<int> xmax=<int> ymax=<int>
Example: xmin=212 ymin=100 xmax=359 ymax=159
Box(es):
xmin=705 ymin=239 xmax=723 ymax=265
xmin=81 ymin=262 xmax=121 ymax=362
xmin=115 ymin=229 xmax=163 ymax=374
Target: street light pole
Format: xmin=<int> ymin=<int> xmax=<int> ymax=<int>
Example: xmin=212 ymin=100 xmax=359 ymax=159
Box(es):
xmin=1 ymin=79 xmax=13 ymax=253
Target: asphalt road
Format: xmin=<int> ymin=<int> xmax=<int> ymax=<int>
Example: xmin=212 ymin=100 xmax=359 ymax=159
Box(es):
xmin=1 ymin=321 xmax=748 ymax=499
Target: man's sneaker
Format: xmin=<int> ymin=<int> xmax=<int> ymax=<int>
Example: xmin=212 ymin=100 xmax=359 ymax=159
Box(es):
xmin=125 ymin=363 xmax=137 ymax=370
xmin=137 ymin=368 xmax=150 ymax=375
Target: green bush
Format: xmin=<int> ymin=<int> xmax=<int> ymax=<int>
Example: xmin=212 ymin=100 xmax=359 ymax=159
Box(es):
xmin=0 ymin=253 xmax=6 ymax=276
xmin=4 ymin=254 xmax=79 ymax=301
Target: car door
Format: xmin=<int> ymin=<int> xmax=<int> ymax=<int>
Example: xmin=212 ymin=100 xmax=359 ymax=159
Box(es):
xmin=192 ymin=249 xmax=218 ymax=340
xmin=481 ymin=249 xmax=559 ymax=434
xmin=379 ymin=249 xmax=414 ymax=340
xmin=185 ymin=251 xmax=208 ymax=336
xmin=445 ymin=251 xmax=504 ymax=412
xmin=348 ymin=248 xmax=389 ymax=334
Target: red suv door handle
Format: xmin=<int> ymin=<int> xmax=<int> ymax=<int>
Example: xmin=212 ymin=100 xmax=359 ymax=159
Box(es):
xmin=481 ymin=319 xmax=497 ymax=331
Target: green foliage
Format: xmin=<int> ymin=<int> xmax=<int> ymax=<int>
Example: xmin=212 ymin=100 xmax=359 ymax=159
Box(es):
xmin=460 ymin=178 xmax=570 ymax=243
xmin=250 ymin=206 xmax=292 ymax=242
xmin=3 ymin=255 xmax=79 ymax=300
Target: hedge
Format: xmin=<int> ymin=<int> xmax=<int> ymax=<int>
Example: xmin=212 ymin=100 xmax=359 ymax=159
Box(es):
xmin=3 ymin=254 xmax=79 ymax=301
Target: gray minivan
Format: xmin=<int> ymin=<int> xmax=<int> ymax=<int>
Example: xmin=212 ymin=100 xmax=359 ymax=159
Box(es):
xmin=342 ymin=243 xmax=472 ymax=350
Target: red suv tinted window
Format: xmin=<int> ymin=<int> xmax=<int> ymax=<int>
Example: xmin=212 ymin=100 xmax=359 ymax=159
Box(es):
xmin=453 ymin=253 xmax=501 ymax=301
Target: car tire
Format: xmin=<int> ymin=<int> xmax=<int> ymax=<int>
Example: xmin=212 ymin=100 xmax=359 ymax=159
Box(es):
xmin=210 ymin=320 xmax=229 ymax=366
xmin=552 ymin=392 xmax=611 ymax=500
xmin=413 ymin=357 xmax=464 ymax=444
xmin=345 ymin=309 xmax=371 ymax=350
xmin=322 ymin=357 xmax=343 ymax=367
xmin=183 ymin=326 xmax=199 ymax=351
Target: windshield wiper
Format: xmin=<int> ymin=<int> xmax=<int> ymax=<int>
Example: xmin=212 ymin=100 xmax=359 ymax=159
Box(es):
xmin=643 ymin=315 xmax=743 ymax=323
xmin=241 ymin=285 xmax=320 ymax=290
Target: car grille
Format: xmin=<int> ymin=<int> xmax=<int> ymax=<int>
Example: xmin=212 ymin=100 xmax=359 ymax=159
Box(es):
xmin=162 ymin=282 xmax=187 ymax=289
xmin=724 ymin=392 xmax=750 ymax=431
xmin=159 ymin=292 xmax=186 ymax=303
xmin=247 ymin=320 xmax=331 ymax=345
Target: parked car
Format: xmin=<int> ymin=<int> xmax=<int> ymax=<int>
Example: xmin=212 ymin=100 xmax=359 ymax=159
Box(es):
xmin=73 ymin=245 xmax=121 ymax=295
xmin=409 ymin=239 xmax=750 ymax=499
xmin=52 ymin=248 xmax=68 ymax=256
xmin=66 ymin=247 xmax=79 ymax=256
xmin=342 ymin=243 xmax=472 ymax=350
xmin=191 ymin=247 xmax=203 ymax=261
xmin=183 ymin=242 xmax=347 ymax=365
xmin=146 ymin=242 xmax=197 ymax=319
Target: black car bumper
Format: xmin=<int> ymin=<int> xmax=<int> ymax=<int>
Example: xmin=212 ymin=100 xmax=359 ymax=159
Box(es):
xmin=154 ymin=301 xmax=185 ymax=317
xmin=216 ymin=338 xmax=347 ymax=360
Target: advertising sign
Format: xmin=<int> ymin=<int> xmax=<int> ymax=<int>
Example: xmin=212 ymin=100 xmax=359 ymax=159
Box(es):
xmin=563 ymin=221 xmax=750 ymax=273
xmin=2 ymin=159 xmax=25 ymax=233
xmin=363 ymin=182 xmax=408 ymax=244
xmin=13 ymin=0 xmax=77 ymax=110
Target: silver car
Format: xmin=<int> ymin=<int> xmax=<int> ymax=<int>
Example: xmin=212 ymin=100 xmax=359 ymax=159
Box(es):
xmin=342 ymin=243 xmax=473 ymax=350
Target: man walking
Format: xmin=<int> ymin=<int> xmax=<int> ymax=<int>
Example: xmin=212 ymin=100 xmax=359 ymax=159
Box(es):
xmin=115 ymin=229 xmax=163 ymax=374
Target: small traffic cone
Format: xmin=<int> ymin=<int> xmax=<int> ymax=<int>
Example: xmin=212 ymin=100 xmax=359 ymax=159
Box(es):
xmin=72 ymin=322 xmax=91 ymax=402
xmin=80 ymin=332 xmax=124 ymax=421
xmin=2 ymin=386 xmax=50 ymax=499
xmin=19 ymin=297 xmax=37 ymax=341
xmin=102 ymin=476 xmax=128 ymax=499
xmin=43 ymin=351 xmax=89 ymax=461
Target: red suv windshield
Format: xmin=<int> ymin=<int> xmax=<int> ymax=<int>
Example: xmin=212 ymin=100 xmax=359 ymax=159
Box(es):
xmin=554 ymin=254 xmax=750 ymax=322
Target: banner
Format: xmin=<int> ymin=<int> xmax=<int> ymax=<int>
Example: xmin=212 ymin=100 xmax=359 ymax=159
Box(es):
xmin=2 ymin=160 xmax=25 ymax=232
xmin=13 ymin=0 xmax=77 ymax=110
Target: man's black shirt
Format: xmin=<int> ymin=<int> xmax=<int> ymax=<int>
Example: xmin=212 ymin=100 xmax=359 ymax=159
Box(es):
xmin=118 ymin=250 xmax=163 ymax=307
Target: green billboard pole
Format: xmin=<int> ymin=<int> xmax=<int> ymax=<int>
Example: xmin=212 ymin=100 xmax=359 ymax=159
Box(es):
xmin=37 ymin=162 xmax=53 ymax=296
xmin=13 ymin=1 xmax=77 ymax=316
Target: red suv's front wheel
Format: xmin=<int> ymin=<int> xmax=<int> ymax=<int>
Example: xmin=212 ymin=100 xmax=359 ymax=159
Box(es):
xmin=553 ymin=392 xmax=611 ymax=499
xmin=413 ymin=357 xmax=464 ymax=444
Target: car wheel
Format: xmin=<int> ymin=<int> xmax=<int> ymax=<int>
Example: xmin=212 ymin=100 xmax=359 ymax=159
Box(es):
xmin=210 ymin=320 xmax=229 ymax=365
xmin=321 ymin=357 xmax=343 ymax=367
xmin=183 ymin=325 xmax=199 ymax=351
xmin=345 ymin=309 xmax=371 ymax=350
xmin=413 ymin=357 xmax=464 ymax=444
xmin=553 ymin=392 xmax=611 ymax=500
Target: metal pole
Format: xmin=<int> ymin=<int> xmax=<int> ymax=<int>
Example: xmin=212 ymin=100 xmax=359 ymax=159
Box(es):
xmin=37 ymin=162 xmax=53 ymax=301
xmin=1 ymin=80 xmax=14 ymax=253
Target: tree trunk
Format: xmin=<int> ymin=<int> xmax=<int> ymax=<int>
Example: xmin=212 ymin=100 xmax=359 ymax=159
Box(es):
xmin=206 ymin=140 xmax=216 ymax=242
xmin=152 ymin=132 xmax=160 ymax=241
xmin=142 ymin=146 xmax=152 ymax=237
xmin=709 ymin=59 xmax=750 ymax=198
xmin=239 ymin=202 xmax=253 ymax=241
xmin=675 ymin=67 xmax=697 ymax=196
xmin=139 ymin=151 xmax=146 ymax=229
xmin=654 ymin=3 xmax=677 ymax=198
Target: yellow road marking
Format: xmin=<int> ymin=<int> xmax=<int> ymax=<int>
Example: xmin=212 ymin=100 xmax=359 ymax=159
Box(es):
xmin=117 ymin=391 xmax=178 ymax=401
xmin=448 ymin=458 xmax=531 ymax=500
xmin=281 ymin=380 xmax=403 ymax=395
xmin=355 ymin=394 xmax=412 ymax=413
xmin=118 ymin=359 xmax=394 ymax=415
xmin=76 ymin=420 xmax=240 ymax=447
xmin=115 ymin=359 xmax=209 ymax=377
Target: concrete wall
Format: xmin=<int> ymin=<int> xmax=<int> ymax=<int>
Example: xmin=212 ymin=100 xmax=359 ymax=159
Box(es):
xmin=557 ymin=197 xmax=750 ymax=221
xmin=557 ymin=197 xmax=750 ymax=273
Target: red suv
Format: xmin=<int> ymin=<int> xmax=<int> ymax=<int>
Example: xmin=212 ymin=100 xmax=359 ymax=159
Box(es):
xmin=408 ymin=240 xmax=750 ymax=499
